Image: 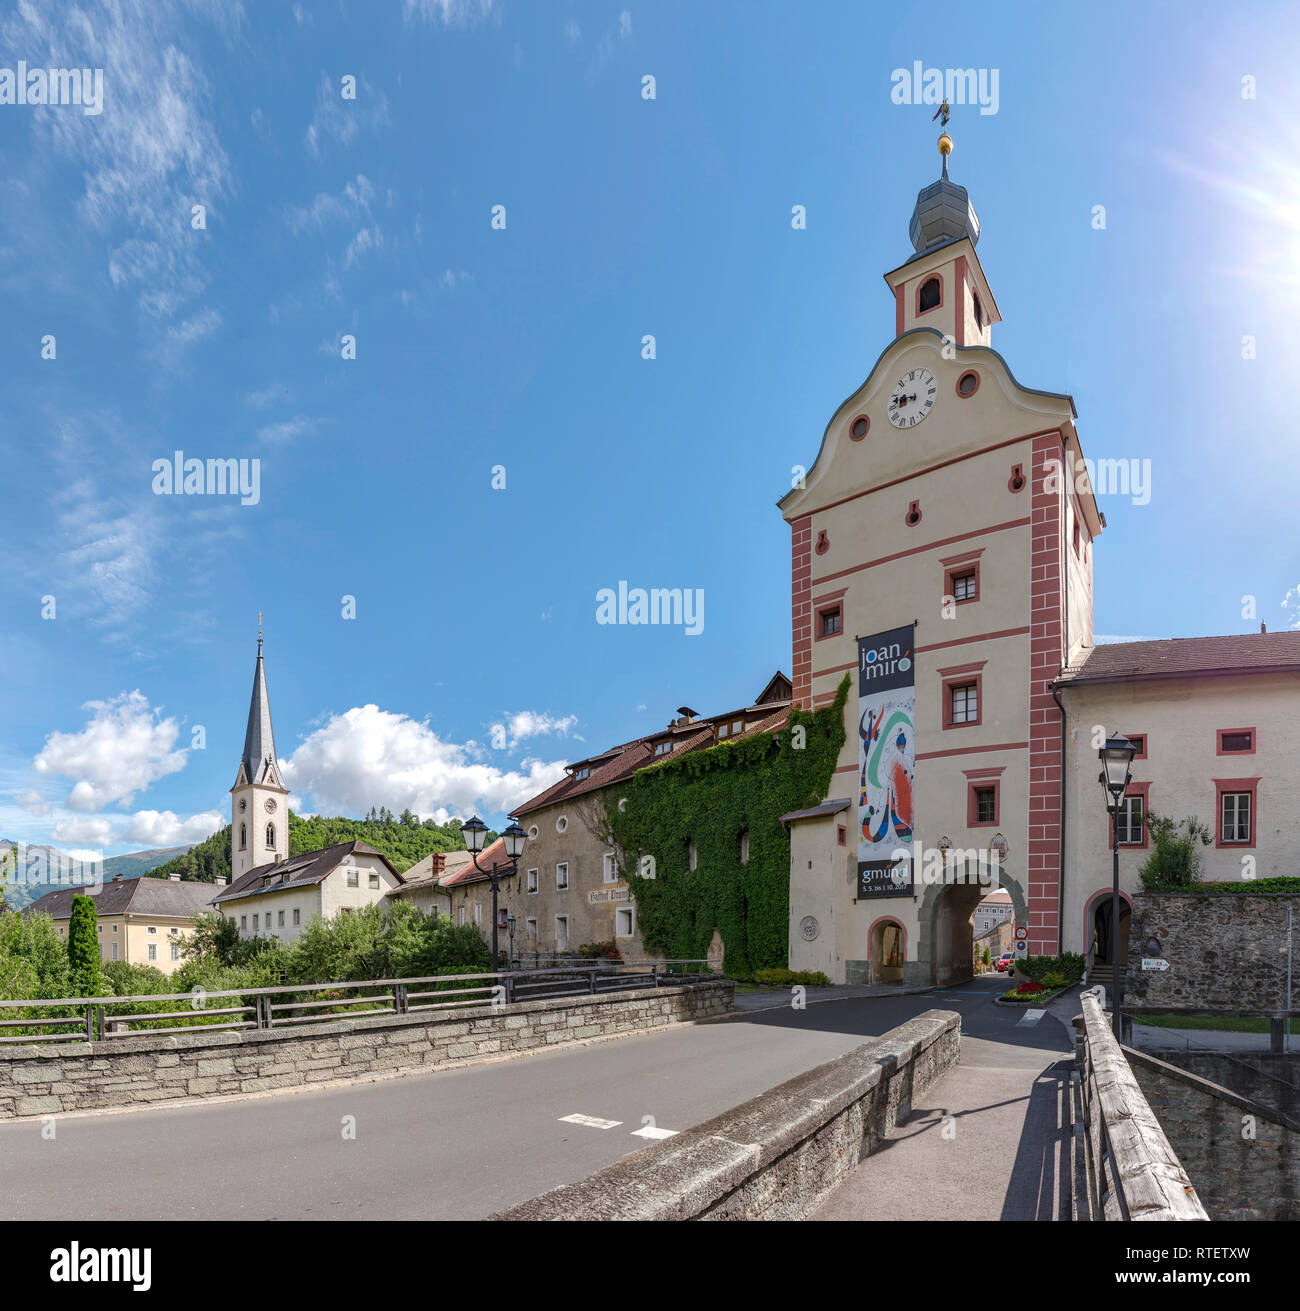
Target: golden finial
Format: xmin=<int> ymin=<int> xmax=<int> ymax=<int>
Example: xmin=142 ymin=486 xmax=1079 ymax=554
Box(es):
xmin=258 ymin=611 xmax=263 ymax=647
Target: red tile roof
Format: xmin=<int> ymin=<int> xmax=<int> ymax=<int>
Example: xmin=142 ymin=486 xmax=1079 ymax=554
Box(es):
xmin=440 ymin=836 xmax=506 ymax=886
xmin=1057 ymin=632 xmax=1300 ymax=685
xmin=512 ymin=682 xmax=793 ymax=819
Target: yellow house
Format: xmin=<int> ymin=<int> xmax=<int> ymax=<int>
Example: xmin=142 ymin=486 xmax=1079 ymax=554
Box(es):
xmin=25 ymin=874 xmax=219 ymax=976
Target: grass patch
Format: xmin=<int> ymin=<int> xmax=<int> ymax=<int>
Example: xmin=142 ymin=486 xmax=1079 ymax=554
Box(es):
xmin=1134 ymin=1014 xmax=1300 ymax=1034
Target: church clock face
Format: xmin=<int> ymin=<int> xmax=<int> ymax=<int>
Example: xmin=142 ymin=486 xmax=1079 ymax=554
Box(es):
xmin=238 ymin=799 xmax=246 ymax=812
xmin=888 ymin=368 xmax=937 ymax=428
xmin=264 ymin=798 xmax=277 ymax=813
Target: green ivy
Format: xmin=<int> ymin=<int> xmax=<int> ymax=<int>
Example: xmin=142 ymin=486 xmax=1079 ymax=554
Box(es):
xmin=607 ymin=676 xmax=849 ymax=978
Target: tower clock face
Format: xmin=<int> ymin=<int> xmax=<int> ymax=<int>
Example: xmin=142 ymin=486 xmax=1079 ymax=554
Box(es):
xmin=888 ymin=368 xmax=937 ymax=428
xmin=238 ymin=799 xmax=246 ymax=812
xmin=264 ymin=798 xmax=277 ymax=813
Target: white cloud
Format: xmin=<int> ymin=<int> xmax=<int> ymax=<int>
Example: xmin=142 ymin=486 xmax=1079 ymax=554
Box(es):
xmin=2 ymin=2 xmax=232 ymax=320
xmin=490 ymin=711 xmax=579 ymax=750
xmin=619 ymin=11 xmax=632 ymax=38
xmin=258 ymin=416 xmax=317 ymax=443
xmin=15 ymin=790 xmax=50 ymax=817
xmin=402 ymin=0 xmax=495 ymax=25
xmin=50 ymin=816 xmax=115 ymax=848
xmin=305 ymin=74 xmax=389 ymax=158
xmin=33 ymin=692 xmax=188 ymax=811
xmin=286 ymin=175 xmax=375 ymax=234
xmin=281 ymin=704 xmax=566 ymax=822
xmin=127 ymin=809 xmax=223 ymax=847
xmin=344 ymin=225 xmax=384 ymax=269
xmin=1282 ymin=586 xmax=1300 ymax=629
xmin=244 ymin=382 xmax=294 ymax=408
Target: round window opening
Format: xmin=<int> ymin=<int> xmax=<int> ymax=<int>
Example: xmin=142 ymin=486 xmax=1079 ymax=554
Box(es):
xmin=555 ymin=815 xmax=568 ymax=834
xmin=850 ymin=415 xmax=869 ymax=442
xmin=957 ymin=370 xmax=980 ymax=398
xmin=528 ymin=825 xmax=539 ymax=840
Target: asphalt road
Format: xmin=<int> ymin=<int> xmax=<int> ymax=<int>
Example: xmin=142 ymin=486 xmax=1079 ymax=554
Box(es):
xmin=0 ymin=979 xmax=1071 ymax=1221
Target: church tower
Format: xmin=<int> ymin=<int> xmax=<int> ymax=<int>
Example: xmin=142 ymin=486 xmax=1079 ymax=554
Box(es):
xmin=230 ymin=625 xmax=289 ymax=879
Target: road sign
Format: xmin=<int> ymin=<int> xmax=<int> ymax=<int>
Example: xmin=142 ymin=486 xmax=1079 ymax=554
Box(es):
xmin=1013 ymin=939 xmax=1028 ymax=955
xmin=1014 ymin=926 xmax=1028 ymax=941
xmin=1141 ymin=958 xmax=1170 ymax=972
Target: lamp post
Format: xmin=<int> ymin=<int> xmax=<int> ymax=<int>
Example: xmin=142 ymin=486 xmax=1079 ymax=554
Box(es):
xmin=461 ymin=816 xmax=527 ymax=970
xmin=507 ymin=913 xmax=516 ymax=968
xmin=1098 ymin=731 xmax=1138 ymax=1041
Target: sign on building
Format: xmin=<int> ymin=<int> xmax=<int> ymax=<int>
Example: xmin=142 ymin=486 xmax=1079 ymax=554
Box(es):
xmin=857 ymin=625 xmax=915 ymax=898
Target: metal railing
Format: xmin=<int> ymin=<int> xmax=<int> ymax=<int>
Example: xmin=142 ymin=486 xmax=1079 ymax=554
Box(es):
xmin=0 ymin=960 xmax=713 ymax=1046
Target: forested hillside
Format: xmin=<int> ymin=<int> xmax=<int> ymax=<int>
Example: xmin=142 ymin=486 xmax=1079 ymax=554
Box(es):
xmin=149 ymin=811 xmax=477 ymax=882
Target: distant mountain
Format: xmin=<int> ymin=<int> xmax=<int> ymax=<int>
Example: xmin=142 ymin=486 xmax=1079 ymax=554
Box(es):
xmin=0 ymin=840 xmax=197 ymax=912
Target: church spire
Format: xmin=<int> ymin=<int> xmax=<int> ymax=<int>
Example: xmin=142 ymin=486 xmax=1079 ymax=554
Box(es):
xmin=239 ymin=622 xmax=278 ymax=787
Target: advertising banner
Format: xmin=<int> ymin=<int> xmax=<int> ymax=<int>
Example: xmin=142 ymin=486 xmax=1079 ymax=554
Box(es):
xmin=857 ymin=624 xmax=915 ymax=898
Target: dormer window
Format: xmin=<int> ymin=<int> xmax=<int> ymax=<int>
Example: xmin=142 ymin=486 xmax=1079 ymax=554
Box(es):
xmin=918 ymin=276 xmax=941 ymax=314
xmin=574 ymin=766 xmax=590 ymax=781
xmin=716 ymin=717 xmax=745 ymax=741
xmin=653 ymin=739 xmax=672 ymax=758
xmin=262 ymin=875 xmax=272 ymax=887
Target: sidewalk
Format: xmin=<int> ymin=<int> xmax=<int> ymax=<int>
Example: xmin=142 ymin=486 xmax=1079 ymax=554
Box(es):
xmin=810 ymin=979 xmax=1076 ymax=1221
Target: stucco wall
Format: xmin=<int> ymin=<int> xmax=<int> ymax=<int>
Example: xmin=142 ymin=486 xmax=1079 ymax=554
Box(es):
xmin=0 ymin=981 xmax=732 ymax=1119
xmin=1060 ymin=674 xmax=1300 ymax=957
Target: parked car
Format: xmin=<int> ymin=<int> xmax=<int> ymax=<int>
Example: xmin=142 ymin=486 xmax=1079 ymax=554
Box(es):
xmin=995 ymin=953 xmax=1014 ymax=972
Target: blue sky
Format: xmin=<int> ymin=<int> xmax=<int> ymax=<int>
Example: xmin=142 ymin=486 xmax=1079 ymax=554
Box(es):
xmin=2 ymin=0 xmax=1298 ymax=857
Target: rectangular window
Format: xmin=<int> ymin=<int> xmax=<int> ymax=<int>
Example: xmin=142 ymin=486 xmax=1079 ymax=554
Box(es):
xmin=458 ymin=907 xmax=466 ymax=926
xmin=240 ymin=915 xmax=247 ymax=931
xmin=346 ymin=869 xmax=359 ymax=888
xmin=943 ymin=557 xmax=981 ymax=606
xmin=1115 ymin=794 xmax=1145 ymax=846
xmin=1124 ymin=734 xmax=1147 ymax=760
xmin=170 ymin=944 xmax=180 ymax=962
xmin=525 ymin=917 xmax=538 ymax=943
xmin=966 ymin=776 xmax=1002 ymax=827
xmin=526 ymin=867 xmax=539 ymax=894
xmin=112 ymin=943 xmax=119 ymax=961
xmin=716 ymin=717 xmax=746 ymax=739
xmin=653 ymin=739 xmax=672 ymax=757
xmin=368 ymin=872 xmax=380 ymax=889
xmin=603 ymin=852 xmax=618 ymax=883
xmin=975 ymin=787 xmax=996 ymax=824
xmin=293 ymin=908 xmax=300 ymax=926
xmin=474 ymin=903 xmax=482 ymax=926
xmin=147 ymin=944 xmax=157 ymax=962
xmin=574 ymin=766 xmax=590 ymax=781
xmin=555 ymin=915 xmax=569 ymax=950
xmin=97 ymin=924 xmax=102 ymax=935
xmin=278 ymin=910 xmax=285 ymax=926
xmin=615 ymin=906 xmax=635 ymax=938
xmin=252 ymin=914 xmax=259 ymax=930
xmin=820 ymin=606 xmax=841 ymax=638
xmin=555 ymin=862 xmax=569 ymax=891
xmin=949 ymin=682 xmax=978 ymax=725
xmin=836 ymin=825 xmax=846 ymax=848
xmin=1221 ymin=792 xmax=1252 ymax=844
xmin=952 ymin=571 xmax=976 ymax=602
xmin=147 ymin=926 xmax=157 ymax=935
xmin=1218 ymin=728 xmax=1255 ymax=755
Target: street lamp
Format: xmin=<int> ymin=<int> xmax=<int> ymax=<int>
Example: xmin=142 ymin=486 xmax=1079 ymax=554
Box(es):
xmin=460 ymin=816 xmax=527 ymax=970
xmin=1098 ymin=732 xmax=1138 ymax=1040
xmin=507 ymin=913 xmax=516 ymax=967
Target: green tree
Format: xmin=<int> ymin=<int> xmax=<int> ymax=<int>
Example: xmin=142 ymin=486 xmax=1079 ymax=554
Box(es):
xmin=184 ymin=911 xmax=243 ymax=967
xmin=1138 ymin=813 xmax=1213 ymax=892
xmin=67 ymin=894 xmax=103 ymax=995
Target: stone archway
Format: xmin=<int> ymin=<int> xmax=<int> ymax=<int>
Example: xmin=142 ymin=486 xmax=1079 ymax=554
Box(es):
xmin=868 ymin=917 xmax=906 ymax=985
xmin=917 ymin=871 xmax=1029 ymax=987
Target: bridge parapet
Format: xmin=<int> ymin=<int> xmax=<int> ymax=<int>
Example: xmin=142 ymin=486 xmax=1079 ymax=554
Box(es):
xmin=1073 ymin=992 xmax=1208 ymax=1221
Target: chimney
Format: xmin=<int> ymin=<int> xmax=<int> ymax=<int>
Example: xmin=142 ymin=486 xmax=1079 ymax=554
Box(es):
xmin=168 ymin=872 xmax=181 ymax=882
xmin=430 ymin=852 xmax=447 ymax=876
xmin=1261 ymin=622 xmax=1267 ymax=634
xmin=214 ymin=876 xmax=227 ymax=887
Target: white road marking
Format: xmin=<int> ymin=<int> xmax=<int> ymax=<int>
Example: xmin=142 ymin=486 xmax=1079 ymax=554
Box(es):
xmin=559 ymin=1113 xmax=623 ymax=1130
xmin=630 ymin=1125 xmax=679 ymax=1140
xmin=1016 ymin=1009 xmax=1046 ymax=1026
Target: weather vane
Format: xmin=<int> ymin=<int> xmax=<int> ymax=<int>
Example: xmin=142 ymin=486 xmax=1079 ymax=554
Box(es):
xmin=258 ymin=611 xmax=263 ymax=642
xmin=931 ymin=98 xmax=953 ymax=177
xmin=931 ymin=97 xmax=950 ymax=128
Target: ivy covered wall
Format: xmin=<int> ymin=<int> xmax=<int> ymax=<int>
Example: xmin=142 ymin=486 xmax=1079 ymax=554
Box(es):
xmin=606 ymin=676 xmax=849 ymax=977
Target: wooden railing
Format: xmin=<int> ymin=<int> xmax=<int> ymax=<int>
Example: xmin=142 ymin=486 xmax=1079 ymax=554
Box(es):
xmin=1073 ymin=991 xmax=1208 ymax=1221
xmin=0 ymin=960 xmax=712 ymax=1046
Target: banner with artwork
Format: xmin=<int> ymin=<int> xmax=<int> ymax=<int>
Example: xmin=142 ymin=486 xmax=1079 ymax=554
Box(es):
xmin=857 ymin=625 xmax=915 ymax=898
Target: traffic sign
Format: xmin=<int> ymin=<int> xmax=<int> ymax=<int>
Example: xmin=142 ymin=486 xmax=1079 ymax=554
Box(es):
xmin=1014 ymin=926 xmax=1028 ymax=941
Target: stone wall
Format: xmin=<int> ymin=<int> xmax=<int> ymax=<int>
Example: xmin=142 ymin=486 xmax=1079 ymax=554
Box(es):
xmin=1127 ymin=1047 xmax=1300 ymax=1221
xmin=1125 ymin=893 xmax=1300 ymax=1011
xmin=493 ymin=1009 xmax=961 ymax=1220
xmin=0 ymin=980 xmax=732 ymax=1120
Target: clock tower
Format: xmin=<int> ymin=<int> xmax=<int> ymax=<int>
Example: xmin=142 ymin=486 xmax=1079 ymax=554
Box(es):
xmin=230 ymin=624 xmax=289 ymax=879
xmin=780 ymin=128 xmax=1102 ymax=985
